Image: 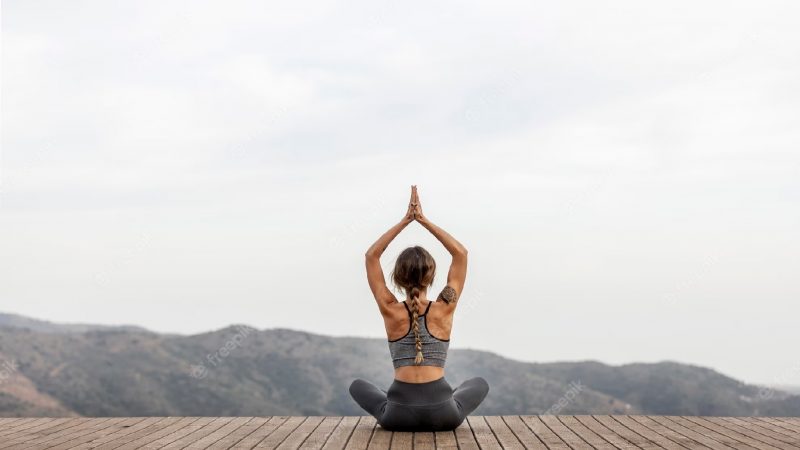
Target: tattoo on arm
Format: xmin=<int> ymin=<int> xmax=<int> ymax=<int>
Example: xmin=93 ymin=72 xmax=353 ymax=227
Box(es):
xmin=438 ymin=286 xmax=457 ymax=304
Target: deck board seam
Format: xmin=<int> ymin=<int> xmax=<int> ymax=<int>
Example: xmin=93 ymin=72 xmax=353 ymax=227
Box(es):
xmin=606 ymin=415 xmax=649 ymax=450
xmin=761 ymin=418 xmax=800 ymax=436
xmin=339 ymin=416 xmax=361 ymax=450
xmin=721 ymin=418 xmax=798 ymax=445
xmin=626 ymin=416 xmax=697 ymax=450
xmin=679 ymin=416 xmax=768 ymax=450
xmin=738 ymin=418 xmax=800 ymax=441
xmin=202 ymin=416 xmax=256 ymax=450
xmin=591 ymin=413 xmax=653 ymax=449
xmin=657 ymin=416 xmax=730 ymax=450
xmin=566 ymin=415 xmax=614 ymax=450
xmin=318 ymin=416 xmax=345 ymax=450
xmin=576 ymin=414 xmax=620 ymax=450
xmin=613 ymin=415 xmax=689 ymax=450
xmin=502 ymin=415 xmax=545 ymax=450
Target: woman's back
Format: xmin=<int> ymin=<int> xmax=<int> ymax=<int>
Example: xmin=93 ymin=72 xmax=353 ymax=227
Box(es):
xmin=388 ymin=300 xmax=450 ymax=372
xmin=383 ymin=296 xmax=456 ymax=382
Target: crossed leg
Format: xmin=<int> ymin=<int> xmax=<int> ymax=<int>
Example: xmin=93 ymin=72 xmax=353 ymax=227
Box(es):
xmin=349 ymin=377 xmax=490 ymax=430
xmin=452 ymin=377 xmax=490 ymax=418
xmin=349 ymin=378 xmax=388 ymax=419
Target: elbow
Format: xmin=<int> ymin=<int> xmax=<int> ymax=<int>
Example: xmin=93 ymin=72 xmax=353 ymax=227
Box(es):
xmin=365 ymin=250 xmax=378 ymax=259
xmin=455 ymin=246 xmax=468 ymax=257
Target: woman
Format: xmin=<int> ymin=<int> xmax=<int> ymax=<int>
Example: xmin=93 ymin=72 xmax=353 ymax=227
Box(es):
xmin=349 ymin=185 xmax=489 ymax=431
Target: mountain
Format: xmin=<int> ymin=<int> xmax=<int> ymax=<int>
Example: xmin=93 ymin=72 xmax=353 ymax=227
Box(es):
xmin=0 ymin=313 xmax=148 ymax=334
xmin=0 ymin=314 xmax=797 ymax=417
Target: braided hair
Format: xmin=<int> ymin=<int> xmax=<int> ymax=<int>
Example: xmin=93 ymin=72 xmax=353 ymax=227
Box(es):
xmin=390 ymin=246 xmax=436 ymax=365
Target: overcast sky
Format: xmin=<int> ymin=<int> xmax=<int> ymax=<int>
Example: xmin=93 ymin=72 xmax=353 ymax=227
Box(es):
xmin=2 ymin=0 xmax=799 ymax=386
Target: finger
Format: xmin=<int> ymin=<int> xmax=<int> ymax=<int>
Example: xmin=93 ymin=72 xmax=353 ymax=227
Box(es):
xmin=413 ymin=185 xmax=419 ymax=203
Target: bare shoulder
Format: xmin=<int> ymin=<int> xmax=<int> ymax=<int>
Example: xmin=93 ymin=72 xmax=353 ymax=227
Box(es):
xmin=381 ymin=299 xmax=409 ymax=321
xmin=431 ymin=285 xmax=460 ymax=315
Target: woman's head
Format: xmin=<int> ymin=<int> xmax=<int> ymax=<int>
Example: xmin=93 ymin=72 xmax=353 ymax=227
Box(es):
xmin=390 ymin=246 xmax=436 ymax=365
xmin=390 ymin=246 xmax=436 ymax=297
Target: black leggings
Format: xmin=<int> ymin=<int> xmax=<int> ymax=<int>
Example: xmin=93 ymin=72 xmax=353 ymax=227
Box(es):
xmin=348 ymin=376 xmax=489 ymax=432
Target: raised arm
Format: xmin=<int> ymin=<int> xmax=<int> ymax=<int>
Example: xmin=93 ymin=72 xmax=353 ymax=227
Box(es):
xmin=410 ymin=186 xmax=468 ymax=307
xmin=364 ymin=188 xmax=417 ymax=313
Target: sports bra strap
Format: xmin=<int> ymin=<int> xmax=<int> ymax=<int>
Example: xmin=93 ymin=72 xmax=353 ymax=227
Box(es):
xmin=401 ymin=300 xmax=432 ymax=317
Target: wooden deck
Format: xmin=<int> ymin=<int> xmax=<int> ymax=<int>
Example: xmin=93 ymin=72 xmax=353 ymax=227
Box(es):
xmin=0 ymin=416 xmax=799 ymax=449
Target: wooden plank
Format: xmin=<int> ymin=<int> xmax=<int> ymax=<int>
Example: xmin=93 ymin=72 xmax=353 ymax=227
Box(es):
xmin=573 ymin=415 xmax=635 ymax=449
xmin=722 ymin=418 xmax=800 ymax=446
xmin=772 ymin=418 xmax=800 ymax=432
xmin=484 ymin=415 xmax=524 ymax=449
xmin=184 ymin=417 xmax=253 ymax=449
xmin=413 ymin=430 xmax=436 ymax=450
xmin=160 ymin=417 xmax=233 ymax=449
xmin=302 ymin=416 xmax=344 ymax=450
xmin=17 ymin=418 xmax=117 ymax=449
xmin=593 ymin=414 xmax=662 ymax=449
xmin=466 ymin=416 xmax=502 ymax=449
xmin=276 ymin=416 xmax=325 ymax=449
xmin=754 ymin=417 xmax=800 ymax=436
xmin=388 ymin=430 xmax=411 ymax=450
xmin=3 ymin=418 xmax=91 ymax=449
xmin=684 ymin=416 xmax=785 ymax=450
xmin=71 ymin=417 xmax=170 ymax=449
xmin=255 ymin=416 xmax=308 ymax=449
xmin=668 ymin=416 xmax=762 ymax=450
xmin=0 ymin=418 xmax=66 ymax=442
xmin=0 ymin=418 xmax=86 ymax=448
xmin=0 ymin=418 xmax=60 ymax=440
xmin=206 ymin=417 xmax=269 ymax=449
xmin=453 ymin=415 xmax=479 ymax=450
xmin=92 ymin=417 xmax=185 ymax=449
xmin=343 ymin=416 xmax=376 ymax=450
xmin=499 ymin=416 xmax=546 ymax=450
xmin=557 ymin=415 xmax=616 ymax=450
xmin=650 ymin=416 xmax=744 ymax=450
xmin=433 ymin=429 xmax=458 ymax=449
xmin=519 ymin=415 xmax=570 ymax=450
xmin=0 ymin=418 xmax=30 ymax=430
xmin=629 ymin=415 xmax=709 ymax=450
xmin=706 ymin=417 xmax=792 ymax=449
xmin=104 ymin=417 xmax=206 ymax=450
xmin=3 ymin=416 xmax=800 ymax=449
xmin=724 ymin=417 xmax=798 ymax=443
xmin=539 ymin=415 xmax=590 ymax=449
xmin=321 ymin=416 xmax=359 ymax=450
xmin=365 ymin=425 xmax=392 ymax=450
xmin=610 ymin=415 xmax=688 ymax=450
xmin=48 ymin=417 xmax=146 ymax=450
xmin=232 ymin=416 xmax=290 ymax=449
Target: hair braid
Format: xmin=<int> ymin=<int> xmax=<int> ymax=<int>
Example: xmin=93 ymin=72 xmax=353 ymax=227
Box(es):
xmin=410 ymin=286 xmax=424 ymax=365
xmin=390 ymin=246 xmax=436 ymax=365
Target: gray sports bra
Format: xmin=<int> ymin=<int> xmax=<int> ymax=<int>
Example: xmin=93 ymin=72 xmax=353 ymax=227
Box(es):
xmin=388 ymin=300 xmax=450 ymax=368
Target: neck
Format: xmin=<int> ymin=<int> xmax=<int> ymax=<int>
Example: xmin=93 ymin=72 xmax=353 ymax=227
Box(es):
xmin=407 ymin=290 xmax=428 ymax=301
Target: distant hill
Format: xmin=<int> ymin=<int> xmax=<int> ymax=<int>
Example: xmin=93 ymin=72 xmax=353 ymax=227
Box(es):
xmin=0 ymin=313 xmax=797 ymax=417
xmin=0 ymin=313 xmax=148 ymax=334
